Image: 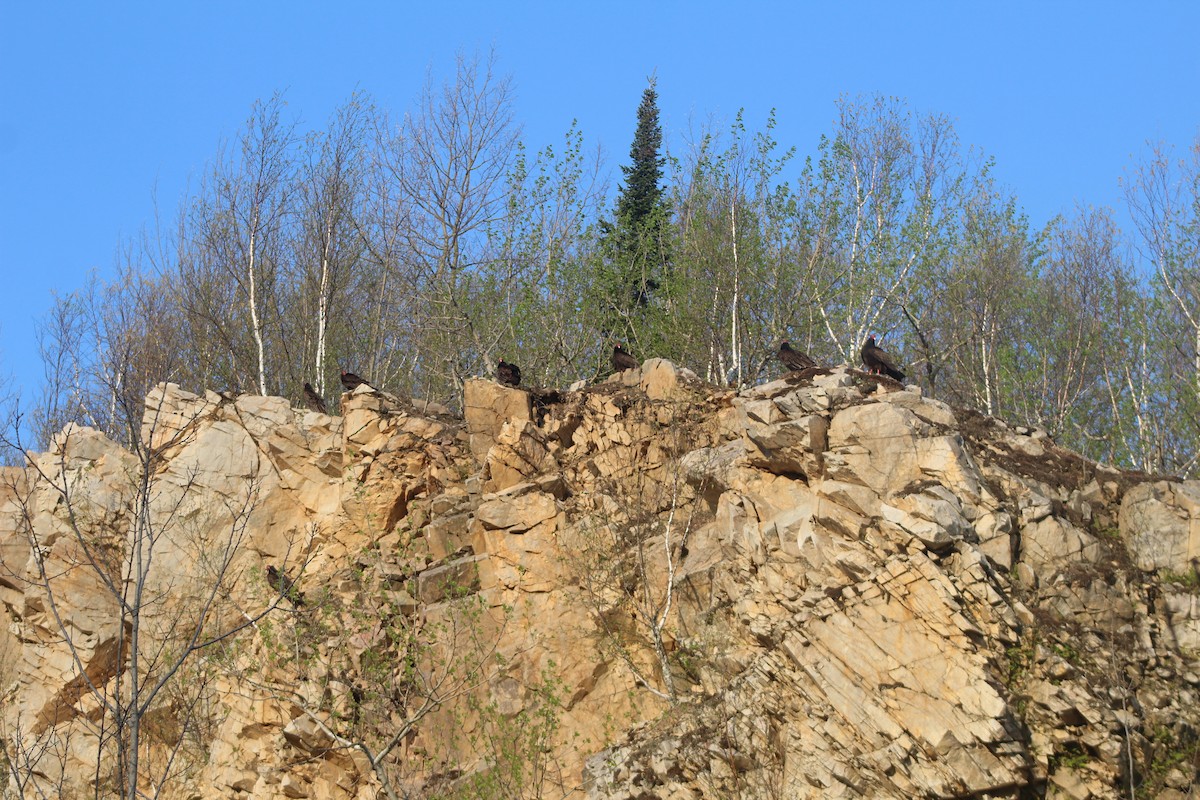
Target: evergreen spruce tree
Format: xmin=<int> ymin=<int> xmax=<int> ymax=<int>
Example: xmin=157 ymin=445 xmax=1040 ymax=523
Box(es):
xmin=598 ymin=78 xmax=671 ymax=346
xmin=617 ymin=80 xmax=667 ymax=235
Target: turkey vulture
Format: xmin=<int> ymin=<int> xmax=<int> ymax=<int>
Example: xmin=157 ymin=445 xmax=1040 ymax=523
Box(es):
xmin=266 ymin=565 xmax=305 ymax=607
xmin=302 ymin=382 xmax=327 ymax=414
xmin=612 ymin=343 xmax=639 ymax=373
xmin=860 ymin=336 xmax=905 ymax=381
xmin=340 ymin=369 xmax=371 ymax=392
xmin=497 ymin=359 xmax=521 ymax=387
xmin=777 ymin=341 xmax=816 ymax=372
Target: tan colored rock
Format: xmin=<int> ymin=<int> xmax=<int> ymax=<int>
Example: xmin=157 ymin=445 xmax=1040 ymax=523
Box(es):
xmin=741 ymin=407 xmax=828 ymax=478
xmin=679 ymin=439 xmax=748 ymax=494
xmin=464 ymin=377 xmax=532 ymax=461
xmin=1161 ymin=590 xmax=1200 ymax=652
xmin=3 ymin=366 xmax=1196 ymax=800
xmin=416 ymin=553 xmax=485 ymax=602
xmin=976 ymin=510 xmax=1016 ymax=569
xmin=1021 ymin=516 xmax=1100 ymax=572
xmin=877 ymin=388 xmax=957 ymax=427
xmin=826 ymin=402 xmax=984 ymax=507
xmin=425 ymin=511 xmax=472 ymax=561
xmin=639 ymin=358 xmax=699 ymax=401
xmin=143 ymin=382 xmax=217 ymax=450
xmin=1119 ymin=480 xmax=1200 ymax=571
xmin=340 ymin=392 xmax=456 ymax=540
xmin=485 ymin=419 xmax=556 ymax=492
xmin=475 ymin=487 xmax=558 ymax=533
xmin=881 ymin=487 xmax=970 ymax=550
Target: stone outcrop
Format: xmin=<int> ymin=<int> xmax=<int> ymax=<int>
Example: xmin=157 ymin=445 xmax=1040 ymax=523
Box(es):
xmin=1 ymin=365 xmax=1197 ymax=800
xmin=1120 ymin=480 xmax=1200 ymax=572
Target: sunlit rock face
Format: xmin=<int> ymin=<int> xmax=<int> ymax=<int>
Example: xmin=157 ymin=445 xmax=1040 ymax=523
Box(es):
xmin=1 ymin=367 xmax=1195 ymax=800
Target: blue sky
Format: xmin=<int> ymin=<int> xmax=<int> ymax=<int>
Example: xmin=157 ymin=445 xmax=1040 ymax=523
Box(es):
xmin=2 ymin=2 xmax=1198 ymax=404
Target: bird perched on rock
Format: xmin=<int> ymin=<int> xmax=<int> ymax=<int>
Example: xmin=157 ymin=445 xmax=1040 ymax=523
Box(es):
xmin=612 ymin=343 xmax=639 ymax=373
xmin=340 ymin=369 xmax=371 ymax=392
xmin=860 ymin=336 xmax=905 ymax=381
xmin=497 ymin=359 xmax=521 ymax=387
xmin=266 ymin=565 xmax=305 ymax=607
xmin=302 ymin=382 xmax=327 ymax=414
xmin=777 ymin=341 xmax=816 ymax=372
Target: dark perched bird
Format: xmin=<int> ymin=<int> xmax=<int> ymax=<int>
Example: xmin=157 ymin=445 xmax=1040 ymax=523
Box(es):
xmin=860 ymin=336 xmax=906 ymax=381
xmin=266 ymin=565 xmax=305 ymax=607
xmin=302 ymin=382 xmax=328 ymax=414
xmin=340 ymin=369 xmax=371 ymax=392
xmin=777 ymin=341 xmax=816 ymax=372
xmin=612 ymin=343 xmax=639 ymax=373
xmin=496 ymin=359 xmax=521 ymax=387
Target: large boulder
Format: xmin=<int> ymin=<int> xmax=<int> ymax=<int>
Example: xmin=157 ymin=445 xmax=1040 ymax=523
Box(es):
xmin=464 ymin=377 xmax=533 ymax=461
xmin=1119 ymin=480 xmax=1200 ymax=572
xmin=638 ymin=357 xmax=698 ymax=401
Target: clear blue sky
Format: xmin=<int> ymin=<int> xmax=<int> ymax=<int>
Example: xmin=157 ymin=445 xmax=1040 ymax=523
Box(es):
xmin=2 ymin=2 xmax=1198 ymax=404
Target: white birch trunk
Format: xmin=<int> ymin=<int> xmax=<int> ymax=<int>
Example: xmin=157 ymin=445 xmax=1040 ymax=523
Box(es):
xmin=730 ymin=192 xmax=741 ymax=387
xmin=315 ymin=212 xmax=334 ymax=395
xmin=247 ymin=218 xmax=267 ymax=396
xmin=980 ymin=302 xmax=994 ymax=416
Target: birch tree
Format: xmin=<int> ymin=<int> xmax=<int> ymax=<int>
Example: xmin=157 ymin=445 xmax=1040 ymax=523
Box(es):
xmin=189 ymin=95 xmax=297 ymax=396
xmin=489 ymin=122 xmax=607 ymax=385
xmin=936 ymin=187 xmax=1038 ymax=416
xmin=1004 ymin=208 xmax=1130 ymax=449
xmin=1125 ymin=137 xmax=1200 ymax=398
xmin=668 ymin=111 xmax=797 ymax=386
xmin=382 ymin=52 xmax=520 ymax=403
xmin=294 ymin=95 xmax=370 ymax=397
xmin=1 ymin=385 xmax=285 ymax=799
xmin=1123 ymin=137 xmax=1200 ymax=471
xmin=807 ymin=95 xmax=969 ymax=365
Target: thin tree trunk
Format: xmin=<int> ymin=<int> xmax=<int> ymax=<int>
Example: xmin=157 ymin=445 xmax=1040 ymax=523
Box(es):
xmin=981 ymin=304 xmax=994 ymax=416
xmin=247 ymin=218 xmax=267 ymax=396
xmin=124 ymin=487 xmax=149 ymax=800
xmin=730 ymin=191 xmax=741 ymax=387
xmin=316 ymin=245 xmax=331 ymax=395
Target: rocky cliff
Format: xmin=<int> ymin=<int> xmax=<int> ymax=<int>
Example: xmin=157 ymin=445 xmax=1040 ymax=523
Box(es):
xmin=1 ymin=363 xmax=1197 ymax=799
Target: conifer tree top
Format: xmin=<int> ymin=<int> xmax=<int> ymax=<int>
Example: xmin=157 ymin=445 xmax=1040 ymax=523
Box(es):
xmin=616 ymin=78 xmax=666 ymax=228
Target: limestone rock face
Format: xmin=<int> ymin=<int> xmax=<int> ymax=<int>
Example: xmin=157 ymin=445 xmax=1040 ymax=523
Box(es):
xmin=638 ymin=357 xmax=700 ymax=401
xmin=464 ymin=377 xmax=532 ymax=460
xmin=1 ymin=366 xmax=1196 ymax=800
xmin=1120 ymin=479 xmax=1200 ymax=571
xmin=485 ymin=419 xmax=557 ymax=493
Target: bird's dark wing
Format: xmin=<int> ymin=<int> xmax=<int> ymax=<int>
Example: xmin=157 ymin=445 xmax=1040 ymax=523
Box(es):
xmin=340 ymin=371 xmax=371 ymax=391
xmin=303 ymin=384 xmax=328 ymax=414
xmin=862 ymin=342 xmax=905 ymax=381
xmin=778 ymin=343 xmax=816 ymax=371
xmin=612 ymin=346 xmax=638 ymax=372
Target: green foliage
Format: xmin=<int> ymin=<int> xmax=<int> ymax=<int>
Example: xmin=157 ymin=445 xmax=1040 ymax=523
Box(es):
xmin=1003 ymin=634 xmax=1037 ymax=722
xmin=245 ymin=531 xmax=510 ymax=797
xmin=1160 ymin=568 xmax=1200 ymax=591
xmin=596 ymin=79 xmax=673 ymax=347
xmin=1048 ymin=744 xmax=1091 ymax=772
xmin=1051 ymin=642 xmax=1081 ymax=666
xmin=1136 ymin=725 xmax=1200 ymax=799
xmin=1005 ymin=639 xmax=1036 ymax=687
xmin=432 ymin=667 xmax=570 ymax=799
xmin=24 ymin=59 xmax=1200 ymax=478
